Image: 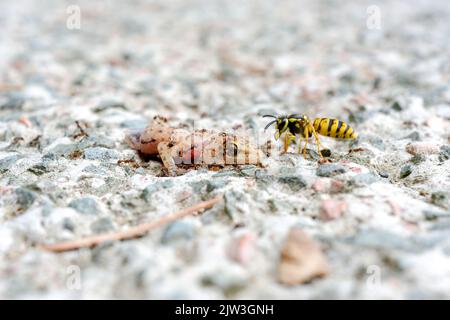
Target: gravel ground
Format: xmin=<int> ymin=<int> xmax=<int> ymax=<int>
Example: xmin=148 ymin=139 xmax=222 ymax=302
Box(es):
xmin=1 ymin=0 xmax=449 ymax=299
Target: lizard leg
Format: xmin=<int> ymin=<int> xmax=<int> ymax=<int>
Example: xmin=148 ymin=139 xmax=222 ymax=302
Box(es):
xmin=283 ymin=132 xmax=296 ymax=154
xmin=157 ymin=142 xmax=178 ymax=176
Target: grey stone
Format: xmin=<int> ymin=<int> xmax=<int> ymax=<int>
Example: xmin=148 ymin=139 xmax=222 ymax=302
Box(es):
xmin=190 ymin=180 xmax=208 ymax=193
xmin=351 ymin=173 xmax=379 ymax=186
xmin=69 ymin=197 xmax=99 ymax=215
xmin=62 ymin=218 xmax=76 ymax=232
xmin=161 ymin=221 xmax=194 ymax=244
xmin=223 ymin=190 xmax=245 ymax=220
xmin=378 ymin=171 xmax=389 ymax=178
xmin=348 ymin=107 xmax=368 ymax=124
xmin=423 ymin=209 xmax=450 ymax=220
xmin=91 ymin=217 xmax=115 ymax=233
xmin=306 ymin=148 xmax=324 ymax=160
xmin=84 ymin=147 xmax=119 ymax=160
xmin=201 ymin=271 xmax=247 ymax=296
xmin=410 ymin=154 xmax=425 ymax=164
xmin=430 ymin=191 xmax=449 ymax=209
xmin=82 ymin=164 xmax=108 ymax=175
xmin=206 ymin=179 xmax=227 ymax=193
xmin=238 ymin=165 xmax=259 ymax=177
xmin=316 ymin=163 xmax=348 ymax=177
xmin=0 ymin=93 xmax=25 ymax=111
xmin=399 ymin=165 xmax=413 ymax=179
xmin=402 ymin=131 xmax=421 ymax=141
xmin=94 ymin=99 xmax=126 ymax=112
xmin=430 ymin=220 xmax=450 ymax=231
xmin=364 ymin=135 xmax=385 ymax=150
xmin=439 ymin=145 xmax=450 ymax=161
xmin=212 ymin=170 xmax=239 ymax=178
xmin=348 ymin=230 xmax=441 ymax=253
xmin=391 ymin=101 xmax=403 ymax=111
xmin=27 ymin=163 xmax=50 ymax=176
xmin=77 ymin=135 xmax=115 ymax=149
xmin=41 ymin=153 xmax=57 ymax=162
xmin=0 ymin=154 xmax=21 ymax=173
xmin=46 ymin=143 xmax=78 ymax=157
xmin=277 ymin=175 xmax=307 ymax=192
xmin=255 ymin=170 xmax=275 ymax=187
xmin=120 ymin=119 xmax=148 ymax=129
xmin=141 ymin=180 xmax=174 ymax=202
xmin=15 ymin=188 xmax=36 ymax=210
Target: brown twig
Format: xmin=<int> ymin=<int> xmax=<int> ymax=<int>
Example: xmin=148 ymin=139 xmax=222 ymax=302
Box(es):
xmin=40 ymin=195 xmax=222 ymax=253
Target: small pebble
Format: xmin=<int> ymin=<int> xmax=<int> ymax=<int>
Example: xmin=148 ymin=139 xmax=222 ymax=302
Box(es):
xmin=430 ymin=192 xmax=449 ymax=209
xmin=351 ymin=173 xmax=379 ymax=186
xmin=423 ymin=210 xmax=450 ymax=220
xmin=46 ymin=143 xmax=78 ymax=158
xmin=320 ymin=199 xmax=347 ymax=220
xmin=391 ymin=101 xmax=403 ymax=111
xmin=312 ymin=178 xmax=344 ymax=193
xmin=0 ymin=155 xmax=21 ymax=173
xmin=399 ymin=165 xmax=413 ymax=179
xmin=94 ymin=99 xmax=126 ymax=112
xmin=316 ymin=163 xmax=348 ymax=177
xmin=161 ymin=221 xmax=194 ymax=244
xmin=84 ymin=147 xmax=120 ymax=160
xmin=278 ymin=228 xmax=329 ymax=285
xmin=227 ymin=232 xmax=256 ymax=265
xmin=379 ymin=171 xmax=389 ymax=178
xmin=402 ymin=131 xmax=421 ymax=141
xmin=0 ymin=93 xmax=25 ymax=111
xmin=15 ymin=188 xmax=36 ymax=210
xmin=277 ymin=175 xmax=307 ymax=192
xmin=77 ymin=135 xmax=116 ymax=149
xmin=320 ymin=149 xmax=332 ymax=157
xmin=69 ymin=197 xmax=99 ymax=215
xmin=91 ymin=217 xmax=115 ymax=233
xmin=439 ymin=145 xmax=450 ymax=161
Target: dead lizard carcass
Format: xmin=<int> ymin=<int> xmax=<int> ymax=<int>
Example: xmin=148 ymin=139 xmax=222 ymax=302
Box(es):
xmin=127 ymin=116 xmax=267 ymax=176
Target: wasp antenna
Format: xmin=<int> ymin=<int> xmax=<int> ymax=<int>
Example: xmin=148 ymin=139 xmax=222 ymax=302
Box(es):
xmin=264 ymin=120 xmax=277 ymax=131
xmin=262 ymin=114 xmax=277 ymax=118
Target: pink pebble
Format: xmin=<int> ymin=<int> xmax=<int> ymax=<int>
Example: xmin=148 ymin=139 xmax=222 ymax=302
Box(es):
xmin=228 ymin=233 xmax=256 ymax=265
xmin=320 ymin=199 xmax=347 ymax=220
xmin=330 ymin=180 xmax=344 ymax=193
xmin=312 ymin=179 xmax=327 ymax=192
xmin=312 ymin=179 xmax=344 ymax=194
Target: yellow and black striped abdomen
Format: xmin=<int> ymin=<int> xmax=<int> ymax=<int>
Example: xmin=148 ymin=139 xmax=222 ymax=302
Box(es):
xmin=312 ymin=118 xmax=357 ymax=139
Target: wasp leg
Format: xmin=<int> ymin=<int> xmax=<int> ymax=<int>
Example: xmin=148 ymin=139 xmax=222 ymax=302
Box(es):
xmin=309 ymin=123 xmax=324 ymax=158
xmin=302 ymin=127 xmax=309 ymax=158
xmin=297 ymin=134 xmax=303 ymax=154
xmin=283 ymin=133 xmax=288 ymax=153
xmin=282 ymin=132 xmax=296 ymax=154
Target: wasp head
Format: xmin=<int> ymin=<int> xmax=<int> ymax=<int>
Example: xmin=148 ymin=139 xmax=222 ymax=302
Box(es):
xmin=263 ymin=115 xmax=289 ymax=140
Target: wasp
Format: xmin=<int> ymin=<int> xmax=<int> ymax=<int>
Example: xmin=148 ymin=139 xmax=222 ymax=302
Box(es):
xmin=263 ymin=114 xmax=358 ymax=157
